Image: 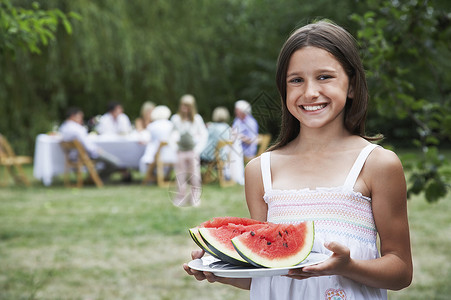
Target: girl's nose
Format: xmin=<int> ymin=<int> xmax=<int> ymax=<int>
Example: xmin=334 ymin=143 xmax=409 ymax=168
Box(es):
xmin=303 ymin=80 xmax=320 ymax=100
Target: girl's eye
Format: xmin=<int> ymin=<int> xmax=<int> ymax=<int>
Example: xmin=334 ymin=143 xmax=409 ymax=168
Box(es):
xmin=318 ymin=75 xmax=332 ymax=80
xmin=288 ymin=78 xmax=303 ymax=84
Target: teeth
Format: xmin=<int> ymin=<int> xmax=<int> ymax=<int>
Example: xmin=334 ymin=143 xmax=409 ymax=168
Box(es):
xmin=303 ymin=104 xmax=326 ymax=111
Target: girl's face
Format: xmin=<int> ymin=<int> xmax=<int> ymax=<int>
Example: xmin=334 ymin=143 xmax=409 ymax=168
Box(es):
xmin=286 ymin=46 xmax=353 ymax=131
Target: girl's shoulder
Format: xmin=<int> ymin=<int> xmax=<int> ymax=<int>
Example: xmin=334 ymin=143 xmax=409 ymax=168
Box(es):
xmin=246 ymin=153 xmax=261 ymax=166
xmin=366 ymin=145 xmax=404 ymax=173
xmin=245 ymin=155 xmax=263 ymax=176
xmin=244 ymin=155 xmax=265 ymax=193
xmin=361 ymin=145 xmax=405 ymax=191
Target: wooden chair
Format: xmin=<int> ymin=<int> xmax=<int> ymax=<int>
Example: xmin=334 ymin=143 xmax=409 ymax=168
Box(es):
xmin=256 ymin=133 xmax=272 ymax=157
xmin=142 ymin=141 xmax=175 ymax=187
xmin=244 ymin=133 xmax=272 ymax=163
xmin=60 ymin=140 xmax=103 ymax=188
xmin=202 ymin=140 xmax=235 ymax=187
xmin=0 ymin=134 xmax=32 ymax=186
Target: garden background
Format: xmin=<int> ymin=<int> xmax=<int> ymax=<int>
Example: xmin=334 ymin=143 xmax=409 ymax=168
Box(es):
xmin=1 ymin=0 xmax=450 ymax=299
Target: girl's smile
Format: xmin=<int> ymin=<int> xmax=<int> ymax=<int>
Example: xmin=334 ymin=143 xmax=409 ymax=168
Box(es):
xmin=301 ymin=104 xmax=327 ymax=112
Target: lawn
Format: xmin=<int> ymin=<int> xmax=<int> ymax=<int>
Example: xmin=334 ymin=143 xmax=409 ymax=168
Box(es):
xmin=0 ymin=168 xmax=450 ymax=299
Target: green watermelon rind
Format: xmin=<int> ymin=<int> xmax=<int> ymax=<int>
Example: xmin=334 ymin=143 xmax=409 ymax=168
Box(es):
xmin=188 ymin=227 xmax=220 ymax=258
xmin=198 ymin=227 xmax=253 ymax=267
xmin=231 ymin=221 xmax=315 ymax=268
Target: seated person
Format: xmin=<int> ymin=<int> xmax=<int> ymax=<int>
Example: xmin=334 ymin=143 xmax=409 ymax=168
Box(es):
xmin=139 ymin=105 xmax=177 ymax=174
xmin=200 ymin=106 xmax=231 ymax=162
xmin=135 ymin=101 xmax=155 ymax=132
xmin=96 ymin=101 xmax=132 ymax=135
xmin=232 ymin=99 xmax=259 ymax=160
xmin=59 ymin=107 xmax=123 ymax=180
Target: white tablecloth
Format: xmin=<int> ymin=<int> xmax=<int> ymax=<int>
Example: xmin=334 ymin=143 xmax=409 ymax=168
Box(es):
xmin=33 ymin=134 xmax=146 ymax=186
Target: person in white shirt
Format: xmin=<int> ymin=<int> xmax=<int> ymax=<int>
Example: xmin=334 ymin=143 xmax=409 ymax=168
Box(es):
xmin=59 ymin=107 xmax=122 ymax=180
xmin=96 ymin=101 xmax=132 ymax=135
xmin=170 ymin=94 xmax=208 ymax=206
xmin=139 ymin=105 xmax=177 ymax=174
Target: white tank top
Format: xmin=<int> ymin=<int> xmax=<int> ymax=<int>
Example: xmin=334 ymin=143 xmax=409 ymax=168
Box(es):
xmin=250 ymin=143 xmax=387 ymax=300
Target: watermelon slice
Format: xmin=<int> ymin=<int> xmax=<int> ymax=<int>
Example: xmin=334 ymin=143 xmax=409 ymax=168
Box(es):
xmin=199 ymin=223 xmax=268 ymax=266
xmin=189 ymin=227 xmax=219 ymax=258
xmin=189 ymin=217 xmax=264 ymax=259
xmin=232 ymin=221 xmax=314 ymax=268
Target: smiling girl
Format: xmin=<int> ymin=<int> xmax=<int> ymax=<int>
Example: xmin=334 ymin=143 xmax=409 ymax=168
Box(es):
xmin=184 ymin=20 xmax=412 ymax=299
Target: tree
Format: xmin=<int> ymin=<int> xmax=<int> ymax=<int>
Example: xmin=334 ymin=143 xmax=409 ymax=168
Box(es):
xmin=0 ymin=0 xmax=79 ymax=55
xmin=351 ymin=0 xmax=451 ymax=202
xmin=0 ymin=0 xmax=79 ymax=152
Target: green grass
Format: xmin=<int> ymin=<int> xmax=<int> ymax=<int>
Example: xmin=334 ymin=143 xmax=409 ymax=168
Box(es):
xmin=0 ymin=168 xmax=450 ymax=299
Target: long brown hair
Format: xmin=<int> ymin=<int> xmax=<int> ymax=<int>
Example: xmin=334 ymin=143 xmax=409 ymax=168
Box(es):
xmin=270 ymin=20 xmax=380 ymax=151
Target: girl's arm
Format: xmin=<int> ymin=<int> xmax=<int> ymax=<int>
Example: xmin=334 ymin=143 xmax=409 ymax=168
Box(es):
xmin=288 ymin=148 xmax=413 ymax=290
xmin=244 ymin=157 xmax=268 ymax=222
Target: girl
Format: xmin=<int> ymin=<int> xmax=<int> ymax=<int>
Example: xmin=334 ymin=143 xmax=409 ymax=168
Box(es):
xmin=183 ymin=20 xmax=412 ymax=299
xmin=171 ymin=94 xmax=208 ymax=206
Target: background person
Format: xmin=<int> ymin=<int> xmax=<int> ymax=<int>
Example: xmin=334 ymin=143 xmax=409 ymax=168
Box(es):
xmin=59 ymin=107 xmax=122 ymax=180
xmin=96 ymin=101 xmax=132 ymax=135
xmin=170 ymin=94 xmax=208 ymax=206
xmin=135 ymin=101 xmax=155 ymax=132
xmin=232 ymin=100 xmax=258 ymax=161
xmin=200 ymin=106 xmax=231 ymax=162
xmin=139 ymin=105 xmax=177 ymax=175
xmin=201 ymin=106 xmax=245 ymax=185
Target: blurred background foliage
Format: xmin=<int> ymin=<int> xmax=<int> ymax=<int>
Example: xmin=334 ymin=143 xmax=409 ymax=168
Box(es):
xmin=1 ymin=0 xmax=450 ymax=201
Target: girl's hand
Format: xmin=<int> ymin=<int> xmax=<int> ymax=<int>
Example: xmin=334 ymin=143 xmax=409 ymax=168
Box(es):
xmin=182 ymin=250 xmax=252 ymax=290
xmin=286 ymin=242 xmax=351 ymax=280
xmin=182 ymin=249 xmax=220 ymax=283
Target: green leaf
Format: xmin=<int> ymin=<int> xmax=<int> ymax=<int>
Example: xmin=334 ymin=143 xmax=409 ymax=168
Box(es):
xmin=424 ymin=180 xmax=448 ymax=203
xmin=62 ymin=19 xmax=72 ymax=34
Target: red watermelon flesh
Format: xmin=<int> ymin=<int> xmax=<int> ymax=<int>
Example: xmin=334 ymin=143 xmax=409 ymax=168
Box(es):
xmin=189 ymin=217 xmax=264 ymax=258
xmin=200 ymin=217 xmax=263 ymax=228
xmin=232 ymin=221 xmax=314 ymax=268
xmin=199 ymin=223 xmax=268 ymax=266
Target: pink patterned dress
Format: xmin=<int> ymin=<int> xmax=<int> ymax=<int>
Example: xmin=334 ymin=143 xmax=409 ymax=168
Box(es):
xmin=250 ymin=144 xmax=387 ymax=300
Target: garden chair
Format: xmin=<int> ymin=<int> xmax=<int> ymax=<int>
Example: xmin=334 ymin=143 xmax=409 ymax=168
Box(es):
xmin=256 ymin=134 xmax=272 ymax=157
xmin=60 ymin=139 xmax=103 ymax=188
xmin=0 ymin=134 xmax=32 ymax=186
xmin=244 ymin=133 xmax=272 ymax=163
xmin=202 ymin=140 xmax=235 ymax=188
xmin=142 ymin=141 xmax=175 ymax=187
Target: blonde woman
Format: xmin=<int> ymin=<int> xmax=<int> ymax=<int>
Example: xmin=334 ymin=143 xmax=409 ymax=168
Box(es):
xmin=135 ymin=101 xmax=155 ymax=131
xmin=170 ymin=94 xmax=208 ymax=206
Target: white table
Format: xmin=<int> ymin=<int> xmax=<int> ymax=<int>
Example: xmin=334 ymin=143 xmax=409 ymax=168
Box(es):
xmin=33 ymin=134 xmax=146 ymax=186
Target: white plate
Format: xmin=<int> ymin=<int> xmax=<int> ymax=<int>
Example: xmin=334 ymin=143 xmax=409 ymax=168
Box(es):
xmin=187 ymin=252 xmax=330 ymax=278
